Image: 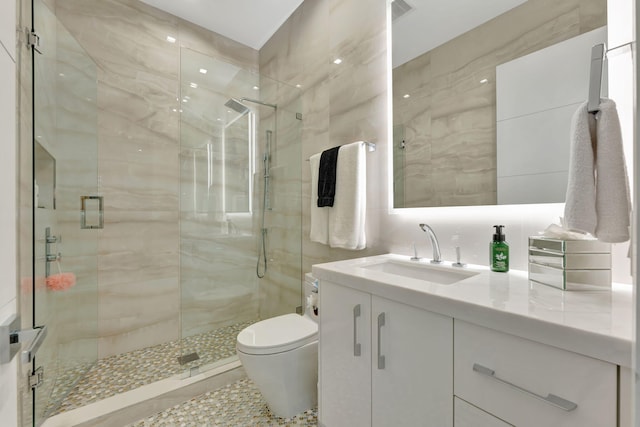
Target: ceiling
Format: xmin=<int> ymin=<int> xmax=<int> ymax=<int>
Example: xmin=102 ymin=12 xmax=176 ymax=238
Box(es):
xmin=392 ymin=0 xmax=527 ymax=67
xmin=139 ymin=0 xmax=304 ymax=50
xmin=139 ymin=0 xmax=526 ymax=69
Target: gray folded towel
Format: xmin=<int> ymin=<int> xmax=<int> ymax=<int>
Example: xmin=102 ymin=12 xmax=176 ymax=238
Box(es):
xmin=564 ymin=99 xmax=631 ymax=243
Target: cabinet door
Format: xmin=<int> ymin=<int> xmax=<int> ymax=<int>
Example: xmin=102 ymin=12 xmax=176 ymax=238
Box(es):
xmin=454 ymin=397 xmax=512 ymax=427
xmin=319 ymin=281 xmax=371 ymax=426
xmin=372 ymin=296 xmax=453 ymax=427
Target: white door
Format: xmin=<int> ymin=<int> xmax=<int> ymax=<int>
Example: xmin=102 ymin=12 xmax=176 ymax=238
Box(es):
xmin=372 ymin=296 xmax=453 ymax=427
xmin=319 ymin=281 xmax=371 ymax=426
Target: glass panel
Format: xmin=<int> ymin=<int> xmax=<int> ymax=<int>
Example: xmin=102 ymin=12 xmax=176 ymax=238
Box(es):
xmin=179 ymin=48 xmax=302 ymax=375
xmin=33 ymin=0 xmax=99 ymax=423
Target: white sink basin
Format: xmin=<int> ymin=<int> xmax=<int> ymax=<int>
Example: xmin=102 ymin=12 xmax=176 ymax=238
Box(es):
xmin=361 ymin=260 xmax=479 ymax=285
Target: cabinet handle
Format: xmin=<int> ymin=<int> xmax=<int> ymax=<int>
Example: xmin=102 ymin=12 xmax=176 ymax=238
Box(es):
xmin=472 ymin=363 xmax=577 ymax=412
xmin=353 ymin=304 xmax=361 ymax=357
xmin=377 ymin=312 xmax=385 ymax=369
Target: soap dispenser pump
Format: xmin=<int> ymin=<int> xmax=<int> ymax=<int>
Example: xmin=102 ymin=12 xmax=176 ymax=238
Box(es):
xmin=490 ymin=225 xmax=509 ymax=272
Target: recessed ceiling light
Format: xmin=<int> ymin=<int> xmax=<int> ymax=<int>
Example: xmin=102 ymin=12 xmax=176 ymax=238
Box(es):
xmin=199 ymin=68 xmax=207 ymax=74
xmin=190 ymin=82 xmax=198 ymax=89
xmin=295 ymin=84 xmax=302 ymax=88
xmin=403 ymin=94 xmax=410 ymax=98
xmin=253 ymin=85 xmax=260 ymax=90
xmin=480 ymin=78 xmax=489 ymax=84
xmin=333 ymin=58 xmax=343 ymax=65
xmin=216 ymin=118 xmax=222 ymax=121
xmin=182 ymin=98 xmax=188 ymax=103
xmin=166 ymin=36 xmax=176 ymax=43
xmin=58 ymin=73 xmax=65 ymax=77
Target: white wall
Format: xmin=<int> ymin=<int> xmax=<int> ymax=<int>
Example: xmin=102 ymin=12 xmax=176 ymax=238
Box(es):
xmin=0 ymin=0 xmax=18 ymax=425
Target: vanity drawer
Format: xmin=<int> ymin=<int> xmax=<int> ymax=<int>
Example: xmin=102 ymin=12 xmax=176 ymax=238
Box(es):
xmin=454 ymin=320 xmax=616 ymax=427
xmin=454 ymin=397 xmax=512 ymax=427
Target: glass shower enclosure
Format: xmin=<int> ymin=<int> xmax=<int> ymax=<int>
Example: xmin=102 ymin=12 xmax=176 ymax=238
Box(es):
xmin=31 ymin=0 xmax=99 ymax=424
xmin=178 ymin=48 xmax=303 ymax=373
xmin=27 ymin=2 xmax=303 ymax=424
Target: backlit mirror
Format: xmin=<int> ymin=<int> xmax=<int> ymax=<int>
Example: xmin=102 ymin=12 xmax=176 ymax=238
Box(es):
xmin=391 ymin=0 xmax=607 ymax=208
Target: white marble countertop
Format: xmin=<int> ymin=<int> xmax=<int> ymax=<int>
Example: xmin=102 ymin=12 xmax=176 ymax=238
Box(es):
xmin=312 ymin=253 xmax=633 ymax=367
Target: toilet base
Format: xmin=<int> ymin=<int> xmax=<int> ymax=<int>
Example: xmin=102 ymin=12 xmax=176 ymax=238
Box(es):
xmin=237 ymin=341 xmax=318 ymax=419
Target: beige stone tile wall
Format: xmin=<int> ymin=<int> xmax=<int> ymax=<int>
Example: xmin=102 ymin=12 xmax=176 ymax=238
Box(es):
xmin=53 ymin=0 xmax=259 ymax=358
xmin=259 ymin=0 xmax=388 ymax=279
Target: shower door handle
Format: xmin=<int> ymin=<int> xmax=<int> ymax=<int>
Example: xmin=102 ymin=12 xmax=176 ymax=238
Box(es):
xmin=81 ymin=196 xmax=104 ymax=229
xmin=353 ymin=304 xmax=361 ymax=357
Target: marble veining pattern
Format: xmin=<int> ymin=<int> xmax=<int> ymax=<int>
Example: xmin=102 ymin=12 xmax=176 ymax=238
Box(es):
xmin=127 ymin=378 xmax=318 ymax=427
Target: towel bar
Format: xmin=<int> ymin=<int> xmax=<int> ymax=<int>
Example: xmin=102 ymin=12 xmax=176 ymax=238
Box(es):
xmin=306 ymin=141 xmax=376 ymax=161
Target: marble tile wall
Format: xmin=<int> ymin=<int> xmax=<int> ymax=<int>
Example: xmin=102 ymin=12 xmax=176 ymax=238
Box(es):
xmin=263 ymin=0 xmax=631 ymax=285
xmin=179 ymin=124 xmax=260 ymax=337
xmin=53 ymin=0 xmax=259 ymax=358
xmin=253 ymin=79 xmax=304 ymax=320
xmin=260 ymin=0 xmax=388 ymax=279
xmin=393 ymin=0 xmax=607 ymax=208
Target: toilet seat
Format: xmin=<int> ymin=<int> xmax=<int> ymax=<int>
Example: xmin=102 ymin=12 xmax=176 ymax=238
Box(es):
xmin=237 ymin=314 xmax=318 ymax=355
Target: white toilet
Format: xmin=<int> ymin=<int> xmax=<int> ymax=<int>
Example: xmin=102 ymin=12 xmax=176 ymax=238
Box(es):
xmin=236 ymin=274 xmax=319 ymax=418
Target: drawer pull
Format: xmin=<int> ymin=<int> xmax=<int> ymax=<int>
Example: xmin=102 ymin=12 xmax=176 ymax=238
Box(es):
xmin=472 ymin=363 xmax=577 ymax=412
xmin=353 ymin=304 xmax=361 ymax=357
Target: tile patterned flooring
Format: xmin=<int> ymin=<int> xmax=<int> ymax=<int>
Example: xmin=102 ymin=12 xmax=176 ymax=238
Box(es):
xmin=51 ymin=320 xmax=256 ymax=415
xmin=127 ymin=378 xmax=318 ymax=427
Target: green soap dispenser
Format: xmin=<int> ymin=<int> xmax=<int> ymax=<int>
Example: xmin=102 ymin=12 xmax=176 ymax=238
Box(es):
xmin=490 ymin=225 xmax=509 ymax=272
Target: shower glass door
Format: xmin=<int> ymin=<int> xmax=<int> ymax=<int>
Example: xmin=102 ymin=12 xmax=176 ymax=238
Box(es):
xmin=31 ymin=0 xmax=99 ymax=424
xmin=178 ymin=48 xmax=302 ymax=374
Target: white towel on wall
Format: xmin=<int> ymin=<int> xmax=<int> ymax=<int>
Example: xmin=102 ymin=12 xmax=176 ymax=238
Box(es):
xmin=564 ymin=101 xmax=597 ymax=235
xmin=329 ymin=142 xmax=366 ymax=250
xmin=564 ymin=99 xmax=631 ymax=243
xmin=593 ymin=99 xmax=631 ymax=242
xmin=310 ymin=153 xmax=329 ymax=245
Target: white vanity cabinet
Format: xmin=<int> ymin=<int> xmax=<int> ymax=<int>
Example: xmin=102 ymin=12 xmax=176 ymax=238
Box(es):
xmin=319 ymin=280 xmax=453 ymax=427
xmin=454 ymin=321 xmax=617 ymax=427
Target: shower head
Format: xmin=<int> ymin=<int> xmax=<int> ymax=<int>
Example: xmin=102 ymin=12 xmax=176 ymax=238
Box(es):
xmin=224 ymin=98 xmax=250 ymax=115
xmin=240 ymin=97 xmax=277 ymax=110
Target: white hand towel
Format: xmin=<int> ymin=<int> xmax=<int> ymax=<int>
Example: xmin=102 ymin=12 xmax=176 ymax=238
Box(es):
xmin=329 ymin=142 xmax=366 ymax=250
xmin=310 ymin=153 xmax=329 ymax=245
xmin=593 ymin=99 xmax=631 ymax=243
xmin=564 ymin=101 xmax=597 ymax=235
xmin=564 ymin=99 xmax=631 ymax=243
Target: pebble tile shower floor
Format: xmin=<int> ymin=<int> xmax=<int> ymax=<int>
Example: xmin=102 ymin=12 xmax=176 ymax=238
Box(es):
xmin=51 ymin=320 xmax=256 ymax=415
xmin=127 ymin=378 xmax=318 ymax=427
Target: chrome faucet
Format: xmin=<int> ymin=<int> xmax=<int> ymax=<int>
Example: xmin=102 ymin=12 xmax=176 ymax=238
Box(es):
xmin=419 ymin=223 xmax=442 ymax=264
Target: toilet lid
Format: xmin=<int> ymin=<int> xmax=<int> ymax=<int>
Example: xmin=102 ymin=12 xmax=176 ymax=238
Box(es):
xmin=236 ymin=314 xmax=318 ymax=355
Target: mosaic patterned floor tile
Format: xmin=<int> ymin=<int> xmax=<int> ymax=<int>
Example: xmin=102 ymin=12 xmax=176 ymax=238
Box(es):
xmin=51 ymin=320 xmax=257 ymax=415
xmin=127 ymin=378 xmax=318 ymax=427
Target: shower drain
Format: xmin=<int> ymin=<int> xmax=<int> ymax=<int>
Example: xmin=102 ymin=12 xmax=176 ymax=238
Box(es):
xmin=177 ymin=352 xmax=200 ymax=365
